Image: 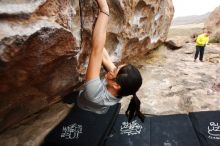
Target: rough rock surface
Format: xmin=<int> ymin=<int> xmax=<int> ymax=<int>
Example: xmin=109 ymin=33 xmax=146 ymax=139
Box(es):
xmin=205 ymin=6 xmax=220 ymax=38
xmin=0 ymin=102 xmax=73 ymax=146
xmin=0 ymin=0 xmax=174 ymax=133
xmin=0 ymin=0 xmax=81 ymax=132
xmin=78 ymin=0 xmax=174 ymax=69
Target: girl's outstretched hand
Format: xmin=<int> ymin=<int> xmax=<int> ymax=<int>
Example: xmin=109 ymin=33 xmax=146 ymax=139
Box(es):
xmin=96 ymin=0 xmax=109 ymax=14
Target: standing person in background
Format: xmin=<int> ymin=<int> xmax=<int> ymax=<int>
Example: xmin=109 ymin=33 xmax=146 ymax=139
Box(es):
xmin=77 ymin=0 xmax=145 ymax=122
xmin=194 ymin=30 xmax=211 ymax=62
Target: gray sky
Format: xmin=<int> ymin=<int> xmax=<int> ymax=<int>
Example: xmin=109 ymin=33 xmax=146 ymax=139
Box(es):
xmin=173 ymin=0 xmax=220 ymax=18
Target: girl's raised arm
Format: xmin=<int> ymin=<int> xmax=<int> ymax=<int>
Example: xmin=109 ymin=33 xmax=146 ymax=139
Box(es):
xmin=85 ymin=0 xmax=109 ymax=81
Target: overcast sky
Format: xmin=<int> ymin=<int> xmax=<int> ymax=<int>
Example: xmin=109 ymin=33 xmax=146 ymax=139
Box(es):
xmin=173 ymin=0 xmax=220 ymax=18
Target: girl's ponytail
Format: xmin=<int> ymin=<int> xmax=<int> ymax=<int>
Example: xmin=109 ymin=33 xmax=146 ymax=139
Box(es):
xmin=115 ymin=64 xmax=144 ymax=122
xmin=125 ymin=93 xmax=145 ymax=122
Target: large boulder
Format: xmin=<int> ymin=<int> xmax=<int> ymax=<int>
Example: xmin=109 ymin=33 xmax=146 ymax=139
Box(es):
xmin=0 ymin=0 xmax=81 ymax=132
xmin=78 ymin=0 xmax=174 ymax=66
xmin=0 ymin=0 xmax=174 ymax=132
xmin=205 ymin=6 xmax=220 ymax=39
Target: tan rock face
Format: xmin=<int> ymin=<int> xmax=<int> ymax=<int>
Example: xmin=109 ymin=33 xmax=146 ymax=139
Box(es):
xmin=205 ymin=6 xmax=220 ymax=37
xmin=0 ymin=0 xmax=81 ymax=132
xmin=78 ymin=0 xmax=174 ymax=70
xmin=0 ymin=0 xmax=174 ymax=132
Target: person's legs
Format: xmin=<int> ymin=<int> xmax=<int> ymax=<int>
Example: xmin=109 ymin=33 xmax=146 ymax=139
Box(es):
xmin=194 ymin=46 xmax=200 ymax=61
xmin=199 ymin=46 xmax=205 ymax=61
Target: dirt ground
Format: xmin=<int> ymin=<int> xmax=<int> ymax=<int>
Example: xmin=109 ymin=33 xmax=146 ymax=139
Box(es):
xmin=120 ymin=43 xmax=220 ymax=115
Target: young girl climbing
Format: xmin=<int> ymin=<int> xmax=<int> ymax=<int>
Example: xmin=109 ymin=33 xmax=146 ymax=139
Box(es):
xmin=77 ymin=0 xmax=144 ymax=122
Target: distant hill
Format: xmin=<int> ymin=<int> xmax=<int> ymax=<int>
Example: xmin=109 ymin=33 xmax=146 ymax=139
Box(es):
xmin=172 ymin=13 xmax=210 ymax=26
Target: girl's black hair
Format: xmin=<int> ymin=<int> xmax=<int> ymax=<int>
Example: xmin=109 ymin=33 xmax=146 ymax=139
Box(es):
xmin=115 ymin=64 xmax=145 ymax=122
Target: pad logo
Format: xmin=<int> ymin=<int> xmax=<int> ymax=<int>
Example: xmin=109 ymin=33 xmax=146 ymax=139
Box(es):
xmin=61 ymin=123 xmax=83 ymax=139
xmin=208 ymin=122 xmax=220 ymax=140
xmin=120 ymin=120 xmax=143 ymax=136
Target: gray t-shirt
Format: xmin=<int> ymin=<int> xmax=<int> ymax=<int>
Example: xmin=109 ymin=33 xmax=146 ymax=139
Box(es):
xmin=77 ymin=77 xmax=120 ymax=114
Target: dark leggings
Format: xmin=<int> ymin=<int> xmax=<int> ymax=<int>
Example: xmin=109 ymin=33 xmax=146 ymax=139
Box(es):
xmin=194 ymin=46 xmax=205 ymax=61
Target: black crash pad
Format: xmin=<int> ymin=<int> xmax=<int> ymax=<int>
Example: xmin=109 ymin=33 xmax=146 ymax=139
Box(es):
xmin=151 ymin=114 xmax=201 ymax=146
xmin=104 ymin=114 xmax=150 ymax=146
xmin=41 ymin=103 xmax=121 ymax=146
xmin=189 ymin=111 xmax=220 ymax=146
xmin=105 ymin=114 xmax=201 ymax=146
